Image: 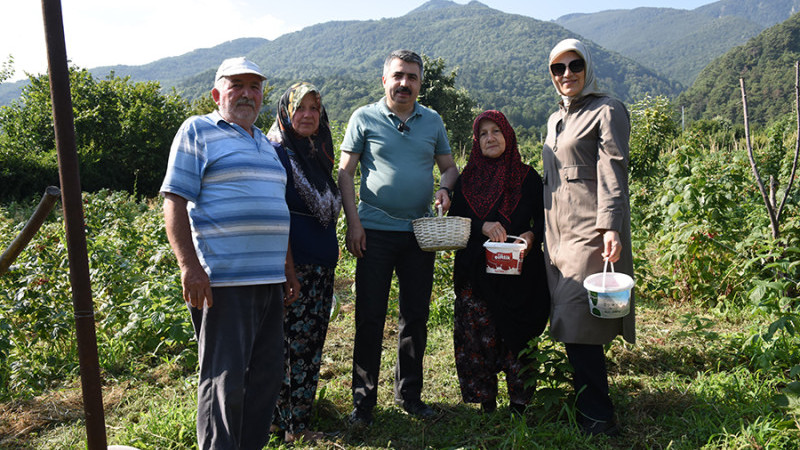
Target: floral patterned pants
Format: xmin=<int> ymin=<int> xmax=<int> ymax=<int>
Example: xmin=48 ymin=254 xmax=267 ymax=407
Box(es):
xmin=454 ymin=283 xmax=533 ymax=406
xmin=273 ymin=264 xmax=334 ymax=434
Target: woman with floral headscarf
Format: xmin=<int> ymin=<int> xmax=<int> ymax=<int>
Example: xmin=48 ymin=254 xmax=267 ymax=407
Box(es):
xmin=449 ymin=110 xmax=550 ymax=414
xmin=267 ymin=82 xmax=341 ymax=443
xmin=543 ymin=38 xmax=635 ymax=436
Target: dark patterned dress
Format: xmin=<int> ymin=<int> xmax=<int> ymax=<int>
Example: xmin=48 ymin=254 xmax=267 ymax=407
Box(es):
xmin=449 ymin=110 xmax=550 ymax=408
xmin=275 ymin=264 xmax=335 ymax=433
xmin=268 ymin=82 xmax=341 ymax=434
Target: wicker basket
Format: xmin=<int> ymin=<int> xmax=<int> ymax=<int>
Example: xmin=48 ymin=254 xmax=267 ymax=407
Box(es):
xmin=412 ymin=205 xmax=471 ymax=251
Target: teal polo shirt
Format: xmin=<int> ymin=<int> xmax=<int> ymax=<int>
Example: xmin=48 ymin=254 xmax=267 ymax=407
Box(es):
xmin=340 ymin=98 xmax=451 ymax=231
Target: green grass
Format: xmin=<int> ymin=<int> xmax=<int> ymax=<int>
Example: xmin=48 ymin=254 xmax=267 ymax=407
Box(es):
xmin=3 ymin=278 xmax=798 ymax=449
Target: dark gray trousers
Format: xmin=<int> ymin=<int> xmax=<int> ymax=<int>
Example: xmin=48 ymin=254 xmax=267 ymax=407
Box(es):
xmin=352 ymin=229 xmax=435 ymax=410
xmin=190 ymin=284 xmax=284 ymax=450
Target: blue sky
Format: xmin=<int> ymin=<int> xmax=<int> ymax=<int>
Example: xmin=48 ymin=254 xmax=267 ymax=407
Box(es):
xmin=1 ymin=0 xmax=714 ymax=82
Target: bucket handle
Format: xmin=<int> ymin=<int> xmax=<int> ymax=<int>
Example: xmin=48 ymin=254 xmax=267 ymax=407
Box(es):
xmin=602 ymin=259 xmax=615 ymax=290
xmin=483 ymin=235 xmax=529 ymax=249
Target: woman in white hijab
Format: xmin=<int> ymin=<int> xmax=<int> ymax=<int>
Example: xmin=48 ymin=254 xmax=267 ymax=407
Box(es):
xmin=542 ymin=38 xmax=635 ymax=437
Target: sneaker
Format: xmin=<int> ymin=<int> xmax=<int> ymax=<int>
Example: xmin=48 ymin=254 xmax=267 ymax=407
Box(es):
xmin=396 ymin=398 xmax=436 ymax=418
xmin=348 ymin=407 xmax=373 ymax=428
xmin=579 ymin=418 xmax=620 ymax=437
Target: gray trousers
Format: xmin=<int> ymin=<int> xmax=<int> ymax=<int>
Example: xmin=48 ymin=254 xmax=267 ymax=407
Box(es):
xmin=189 ymin=284 xmax=284 ymax=450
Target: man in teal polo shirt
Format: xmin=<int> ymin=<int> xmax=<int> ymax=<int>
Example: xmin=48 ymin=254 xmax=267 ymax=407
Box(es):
xmin=338 ymin=49 xmax=459 ymax=426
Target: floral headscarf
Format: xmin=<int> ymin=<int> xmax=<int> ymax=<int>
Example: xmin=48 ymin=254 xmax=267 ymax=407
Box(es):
xmin=459 ymin=110 xmax=529 ymax=222
xmin=267 ymin=82 xmax=340 ymax=227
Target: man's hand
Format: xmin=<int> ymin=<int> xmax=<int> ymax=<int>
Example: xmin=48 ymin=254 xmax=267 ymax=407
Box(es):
xmin=338 ymin=151 xmax=367 ymax=258
xmin=434 ymin=189 xmax=451 ymax=213
xmin=164 ymin=192 xmax=213 ymax=309
xmin=345 ymin=222 xmax=367 ymax=258
xmin=181 ymin=265 xmax=213 ymax=309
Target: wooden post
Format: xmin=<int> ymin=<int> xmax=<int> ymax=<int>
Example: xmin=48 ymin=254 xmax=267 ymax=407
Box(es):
xmin=40 ymin=1 xmax=107 ymax=448
xmin=0 ymin=186 xmax=61 ymax=276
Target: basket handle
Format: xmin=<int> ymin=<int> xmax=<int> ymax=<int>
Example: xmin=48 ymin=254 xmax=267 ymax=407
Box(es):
xmin=483 ymin=234 xmax=529 ymax=249
xmin=602 ymin=259 xmax=615 ymax=290
xmin=436 ymin=203 xmax=443 ymax=217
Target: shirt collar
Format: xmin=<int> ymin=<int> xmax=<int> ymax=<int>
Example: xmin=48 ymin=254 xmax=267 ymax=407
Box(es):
xmin=379 ymin=97 xmax=421 ymax=120
xmin=209 ymin=110 xmax=263 ymax=138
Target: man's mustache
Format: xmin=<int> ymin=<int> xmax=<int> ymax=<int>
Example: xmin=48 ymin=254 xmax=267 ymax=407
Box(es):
xmin=395 ymin=86 xmax=412 ymax=95
xmin=236 ymin=98 xmax=256 ymax=108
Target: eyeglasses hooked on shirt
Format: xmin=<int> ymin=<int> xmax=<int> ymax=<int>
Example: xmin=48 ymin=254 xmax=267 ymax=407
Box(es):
xmin=397 ymin=121 xmax=410 ymax=133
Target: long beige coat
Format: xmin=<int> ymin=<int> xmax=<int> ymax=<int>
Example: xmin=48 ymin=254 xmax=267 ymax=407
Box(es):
xmin=542 ymin=94 xmax=635 ymax=345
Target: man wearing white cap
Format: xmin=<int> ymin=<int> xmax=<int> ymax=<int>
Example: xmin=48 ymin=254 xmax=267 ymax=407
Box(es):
xmin=161 ymin=56 xmax=300 ymax=449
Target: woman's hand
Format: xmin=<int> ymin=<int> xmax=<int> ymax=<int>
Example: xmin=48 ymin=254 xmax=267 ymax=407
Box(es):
xmin=602 ymin=230 xmax=622 ymax=263
xmin=517 ymin=231 xmax=534 ymax=257
xmin=482 ymin=221 xmax=507 ymax=242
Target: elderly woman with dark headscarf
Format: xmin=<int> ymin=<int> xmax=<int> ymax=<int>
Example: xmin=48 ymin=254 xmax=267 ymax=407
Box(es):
xmin=448 ymin=110 xmax=550 ymax=414
xmin=267 ymin=82 xmax=341 ymax=443
xmin=542 ymin=39 xmax=635 ymax=436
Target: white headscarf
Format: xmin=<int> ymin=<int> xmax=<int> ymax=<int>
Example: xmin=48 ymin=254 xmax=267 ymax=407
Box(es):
xmin=548 ymin=38 xmax=603 ymax=105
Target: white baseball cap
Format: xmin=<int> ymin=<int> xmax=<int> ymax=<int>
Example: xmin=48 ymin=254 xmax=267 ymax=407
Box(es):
xmin=215 ymin=57 xmax=266 ymax=82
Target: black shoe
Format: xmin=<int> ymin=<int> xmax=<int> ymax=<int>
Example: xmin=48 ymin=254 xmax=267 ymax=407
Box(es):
xmin=579 ymin=418 xmax=620 ymax=437
xmin=348 ymin=407 xmax=373 ymax=428
xmin=396 ymin=398 xmax=436 ymax=418
xmin=480 ymin=399 xmax=497 ymax=414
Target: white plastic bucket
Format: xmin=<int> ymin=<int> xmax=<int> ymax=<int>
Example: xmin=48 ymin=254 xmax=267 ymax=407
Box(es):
xmin=583 ymin=260 xmax=634 ymax=319
xmin=483 ymin=235 xmax=528 ymax=275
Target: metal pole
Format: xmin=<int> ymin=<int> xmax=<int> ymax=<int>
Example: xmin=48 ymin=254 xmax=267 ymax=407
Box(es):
xmin=40 ymin=1 xmax=107 ymax=448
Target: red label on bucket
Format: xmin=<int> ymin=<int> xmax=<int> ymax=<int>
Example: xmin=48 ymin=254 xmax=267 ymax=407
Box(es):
xmin=483 ymin=237 xmax=527 ymax=275
xmin=485 ymin=250 xmax=523 ymax=274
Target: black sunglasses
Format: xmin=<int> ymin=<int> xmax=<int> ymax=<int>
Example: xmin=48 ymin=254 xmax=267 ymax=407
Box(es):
xmin=550 ymin=59 xmax=585 ymax=77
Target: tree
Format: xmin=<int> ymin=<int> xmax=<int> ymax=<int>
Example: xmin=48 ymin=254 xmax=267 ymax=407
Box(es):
xmin=629 ymin=94 xmax=679 ymax=179
xmin=739 ymin=63 xmax=800 ymax=240
xmin=0 ymin=55 xmax=13 ymax=84
xmin=0 ymin=68 xmax=189 ymax=199
xmin=418 ymin=55 xmax=477 ymax=152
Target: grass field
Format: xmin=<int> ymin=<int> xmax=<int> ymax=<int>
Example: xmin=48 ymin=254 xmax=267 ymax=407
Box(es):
xmin=2 ymin=250 xmax=795 ymax=449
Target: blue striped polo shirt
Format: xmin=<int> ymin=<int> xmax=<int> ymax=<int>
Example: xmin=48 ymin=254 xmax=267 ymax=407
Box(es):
xmin=160 ymin=111 xmax=290 ymax=286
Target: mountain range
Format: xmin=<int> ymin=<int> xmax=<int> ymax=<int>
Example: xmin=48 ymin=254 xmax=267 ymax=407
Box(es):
xmin=678 ymin=10 xmax=800 ymax=126
xmin=556 ymin=0 xmax=800 ymax=87
xmin=0 ymin=0 xmax=797 ymax=130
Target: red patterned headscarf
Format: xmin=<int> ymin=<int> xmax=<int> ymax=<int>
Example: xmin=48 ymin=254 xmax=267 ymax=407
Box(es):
xmin=460 ymin=110 xmax=529 ymax=222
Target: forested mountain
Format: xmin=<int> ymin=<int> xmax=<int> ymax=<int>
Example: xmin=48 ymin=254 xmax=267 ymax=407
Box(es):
xmin=0 ymin=0 xmax=680 ymax=131
xmin=0 ymin=38 xmax=269 ymax=106
xmin=556 ymin=0 xmax=800 ymax=87
xmin=171 ymin=0 xmax=681 ymax=131
xmin=677 ymin=11 xmax=800 ymax=127
xmin=695 ymin=0 xmax=800 ymax=27
xmin=92 ymin=37 xmax=269 ymax=87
